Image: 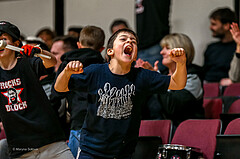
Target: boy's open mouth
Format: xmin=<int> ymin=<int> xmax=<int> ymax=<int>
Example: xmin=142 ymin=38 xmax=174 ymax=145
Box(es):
xmin=124 ymin=45 xmax=133 ymax=55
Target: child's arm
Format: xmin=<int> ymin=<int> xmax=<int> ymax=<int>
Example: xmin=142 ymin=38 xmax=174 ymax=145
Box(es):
xmin=54 ymin=61 xmax=83 ymax=92
xmin=168 ymin=48 xmax=187 ymax=90
xmin=38 ymin=49 xmax=57 ymax=68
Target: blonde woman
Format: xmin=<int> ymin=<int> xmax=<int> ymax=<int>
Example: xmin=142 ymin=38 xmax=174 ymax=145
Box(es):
xmin=136 ymin=33 xmax=204 ymax=129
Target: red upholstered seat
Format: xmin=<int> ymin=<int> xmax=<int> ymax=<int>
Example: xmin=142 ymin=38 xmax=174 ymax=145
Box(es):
xmin=203 ymin=98 xmax=223 ymax=119
xmin=223 ymin=83 xmax=240 ymax=96
xmin=228 ymin=99 xmax=240 ymax=114
xmin=139 ymin=120 xmax=172 ymax=144
xmin=203 ymin=83 xmax=220 ymax=98
xmin=224 ymin=118 xmax=240 ymax=135
xmin=171 ymin=119 xmax=222 ymax=159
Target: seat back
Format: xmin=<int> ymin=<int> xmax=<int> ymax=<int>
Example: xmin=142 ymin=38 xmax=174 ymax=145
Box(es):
xmin=223 ymin=83 xmax=240 ymax=96
xmin=139 ymin=120 xmax=172 ymax=144
xmin=171 ymin=119 xmax=221 ymax=159
xmin=228 ymin=99 xmax=240 ymax=114
xmin=203 ymin=98 xmax=223 ymax=119
xmin=203 ymin=82 xmax=220 ymax=98
xmin=224 ymin=118 xmax=240 ymax=135
xmin=215 ymin=118 xmax=240 ymax=158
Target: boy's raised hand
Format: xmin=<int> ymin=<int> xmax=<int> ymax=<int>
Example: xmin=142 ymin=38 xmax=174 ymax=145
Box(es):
xmin=54 ymin=60 xmax=83 ymax=92
xmin=170 ymin=48 xmax=186 ymax=64
xmin=65 ymin=61 xmax=83 ymax=75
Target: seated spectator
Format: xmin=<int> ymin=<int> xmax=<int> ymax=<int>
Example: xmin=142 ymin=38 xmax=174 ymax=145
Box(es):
xmin=136 ymin=33 xmax=204 ymax=129
xmin=203 ymin=7 xmax=237 ymax=83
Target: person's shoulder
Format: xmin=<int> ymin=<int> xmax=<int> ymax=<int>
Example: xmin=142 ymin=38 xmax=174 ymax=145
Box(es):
xmin=18 ymin=57 xmax=42 ymax=65
xmin=88 ymin=63 xmax=106 ymax=67
xmin=131 ymin=66 xmax=147 ymax=74
xmin=207 ymin=41 xmax=221 ymax=47
xmin=204 ymin=41 xmax=222 ymax=55
xmin=85 ymin=63 xmax=107 ymax=71
xmin=131 ymin=67 xmax=162 ymax=78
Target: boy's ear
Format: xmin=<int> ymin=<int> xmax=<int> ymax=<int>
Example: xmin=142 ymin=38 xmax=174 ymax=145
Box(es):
xmin=77 ymin=42 xmax=82 ymax=49
xmin=107 ymin=48 xmax=114 ymax=56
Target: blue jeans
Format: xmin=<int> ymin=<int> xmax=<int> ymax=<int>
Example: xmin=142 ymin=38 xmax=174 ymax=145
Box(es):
xmin=0 ymin=139 xmax=10 ymax=159
xmin=137 ymin=44 xmax=167 ymax=72
xmin=78 ymin=151 xmax=132 ymax=159
xmin=68 ymin=129 xmax=81 ymax=158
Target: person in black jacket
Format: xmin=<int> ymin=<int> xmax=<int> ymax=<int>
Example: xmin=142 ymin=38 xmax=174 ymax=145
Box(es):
xmin=50 ymin=25 xmax=105 ymax=158
xmin=203 ymin=7 xmax=237 ymax=83
xmin=136 ymin=33 xmax=205 ymax=130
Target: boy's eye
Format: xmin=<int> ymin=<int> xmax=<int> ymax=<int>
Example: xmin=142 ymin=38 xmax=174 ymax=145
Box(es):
xmin=120 ymin=38 xmax=126 ymax=41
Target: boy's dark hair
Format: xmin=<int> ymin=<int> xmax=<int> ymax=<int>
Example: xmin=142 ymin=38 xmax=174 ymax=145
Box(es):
xmin=106 ymin=28 xmax=138 ymax=60
xmin=53 ymin=36 xmax=78 ymax=51
xmin=209 ymin=7 xmax=237 ymax=24
xmin=79 ymin=26 xmax=105 ymax=51
xmin=110 ymin=19 xmax=129 ymax=33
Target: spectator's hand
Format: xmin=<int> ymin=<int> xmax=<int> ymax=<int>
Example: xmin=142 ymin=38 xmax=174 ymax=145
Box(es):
xmin=220 ymin=78 xmax=233 ymax=86
xmin=20 ymin=44 xmax=42 ymax=57
xmin=152 ymin=60 xmax=159 ymax=71
xmin=170 ymin=48 xmax=186 ymax=65
xmin=65 ymin=61 xmax=83 ymax=76
xmin=230 ymin=22 xmax=240 ymax=45
xmin=135 ymin=58 xmax=158 ymax=71
xmin=134 ymin=58 xmax=144 ymax=68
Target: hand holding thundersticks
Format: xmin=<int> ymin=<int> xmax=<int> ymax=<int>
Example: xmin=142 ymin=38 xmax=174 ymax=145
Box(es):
xmin=20 ymin=44 xmax=42 ymax=57
xmin=0 ymin=40 xmax=50 ymax=59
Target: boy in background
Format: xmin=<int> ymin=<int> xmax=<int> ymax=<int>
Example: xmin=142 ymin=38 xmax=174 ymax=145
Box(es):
xmin=51 ymin=25 xmax=105 ymax=158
